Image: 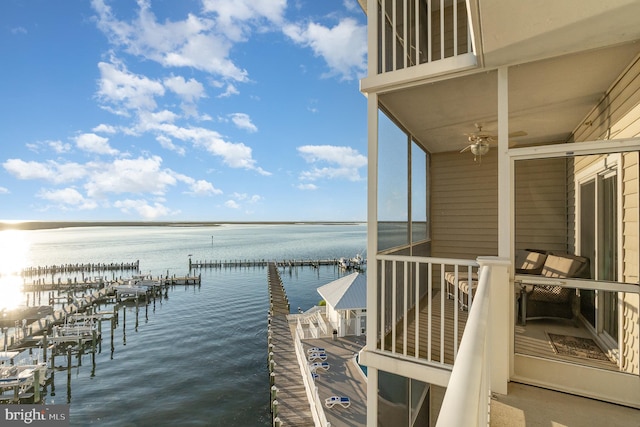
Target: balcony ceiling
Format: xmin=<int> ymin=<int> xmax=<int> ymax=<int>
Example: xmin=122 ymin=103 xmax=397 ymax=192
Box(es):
xmin=374 ymin=0 xmax=640 ymax=154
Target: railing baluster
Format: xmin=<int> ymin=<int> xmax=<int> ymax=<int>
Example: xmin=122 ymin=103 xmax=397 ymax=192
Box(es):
xmin=403 ymin=0 xmax=408 ymax=69
xmin=440 ymin=264 xmax=445 ymax=363
xmin=381 ymin=0 xmax=386 ymax=73
xmin=415 ymin=0 xmax=420 ymax=65
xmin=454 ymin=264 xmax=459 ymax=359
xmin=392 ymin=0 xmax=397 ymax=71
xmin=427 ymin=261 xmax=433 ymax=361
xmin=403 ymin=260 xmax=408 ymax=356
xmin=380 ymin=260 xmax=386 ymax=351
xmin=440 ymin=0 xmax=445 ymax=60
xmin=391 ymin=260 xmax=397 ymax=353
xmin=453 ymin=0 xmax=458 ymax=56
xmin=427 ymin=0 xmax=432 ymax=62
xmin=415 ymin=261 xmax=420 ymax=359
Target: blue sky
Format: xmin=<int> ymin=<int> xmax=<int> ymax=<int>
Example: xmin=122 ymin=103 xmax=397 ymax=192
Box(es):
xmin=0 ymin=0 xmax=368 ymax=222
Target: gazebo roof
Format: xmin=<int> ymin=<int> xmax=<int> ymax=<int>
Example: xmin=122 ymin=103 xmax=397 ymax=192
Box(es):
xmin=317 ymin=272 xmax=366 ymax=310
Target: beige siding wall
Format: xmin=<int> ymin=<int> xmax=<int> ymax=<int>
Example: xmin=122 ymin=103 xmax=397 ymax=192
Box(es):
xmin=571 ymin=55 xmax=640 ymax=142
xmin=515 ymin=158 xmax=568 ymax=252
xmin=570 ymin=55 xmax=640 ymax=375
xmin=431 ymin=152 xmax=570 ymax=259
xmin=622 ymin=152 xmax=639 ymax=374
xmin=431 ymin=150 xmax=498 ymax=259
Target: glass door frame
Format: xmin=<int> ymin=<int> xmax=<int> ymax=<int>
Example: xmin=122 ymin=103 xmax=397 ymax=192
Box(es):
xmin=575 ymin=153 xmax=623 ymax=357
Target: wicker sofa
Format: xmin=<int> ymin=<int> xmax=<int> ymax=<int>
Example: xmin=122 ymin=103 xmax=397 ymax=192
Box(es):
xmin=517 ymin=250 xmax=590 ymax=325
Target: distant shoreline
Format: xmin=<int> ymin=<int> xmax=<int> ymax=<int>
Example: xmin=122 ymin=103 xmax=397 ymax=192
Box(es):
xmin=0 ymin=221 xmax=364 ymax=231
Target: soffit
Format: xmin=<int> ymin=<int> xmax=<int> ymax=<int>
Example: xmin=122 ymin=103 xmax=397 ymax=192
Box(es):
xmin=478 ymin=0 xmax=640 ymax=67
xmin=378 ymin=42 xmax=640 ymax=154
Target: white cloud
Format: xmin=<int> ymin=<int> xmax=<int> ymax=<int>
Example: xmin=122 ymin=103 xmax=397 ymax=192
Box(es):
xmin=0 ymin=187 xmax=9 ymax=194
xmin=186 ymin=179 xmax=222 ymax=196
xmin=297 ymin=183 xmax=318 ymax=190
xmin=217 ymin=83 xmax=239 ymax=98
xmin=84 ymin=156 xmax=177 ymax=197
xmin=149 ymin=122 xmax=270 ymax=175
xmin=229 ymin=113 xmax=257 ymax=133
xmin=231 ymin=192 xmax=261 ymax=203
xmin=164 ymin=75 xmax=206 ymax=103
xmin=156 ymin=135 xmax=185 ymax=155
xmin=3 ymin=159 xmax=88 ymax=184
xmin=75 ymin=133 xmax=119 ymax=155
xmin=48 ymin=140 xmax=72 ymax=153
xmin=201 ymin=0 xmax=287 ymax=41
xmin=11 ymin=26 xmax=27 ymax=35
xmin=93 ymin=124 xmax=117 ymax=134
xmin=224 ymin=199 xmax=240 ymax=209
xmin=97 ymin=59 xmax=165 ymax=114
xmin=297 ymin=145 xmax=367 ymax=181
xmin=92 ymin=0 xmax=248 ymax=81
xmin=113 ymin=198 xmax=176 ymax=219
xmin=283 ymin=18 xmax=367 ymax=80
xmin=37 ymin=188 xmax=98 ymax=210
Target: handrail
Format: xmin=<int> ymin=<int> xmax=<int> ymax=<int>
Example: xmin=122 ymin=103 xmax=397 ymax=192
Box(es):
xmin=436 ymin=265 xmax=492 ymax=427
xmin=293 ymin=329 xmax=330 ymax=427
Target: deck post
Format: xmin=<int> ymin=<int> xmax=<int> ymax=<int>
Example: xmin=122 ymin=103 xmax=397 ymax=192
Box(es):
xmin=34 ymin=369 xmax=40 ymax=402
xmin=477 ymin=256 xmax=511 ymax=395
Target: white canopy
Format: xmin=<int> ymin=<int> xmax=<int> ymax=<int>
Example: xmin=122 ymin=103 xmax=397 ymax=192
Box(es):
xmin=317 ymin=272 xmax=366 ymax=310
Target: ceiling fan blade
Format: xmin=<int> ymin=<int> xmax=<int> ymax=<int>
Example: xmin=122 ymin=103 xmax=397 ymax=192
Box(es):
xmin=487 ymin=130 xmax=527 ymax=139
xmin=460 ymin=145 xmax=471 ymax=153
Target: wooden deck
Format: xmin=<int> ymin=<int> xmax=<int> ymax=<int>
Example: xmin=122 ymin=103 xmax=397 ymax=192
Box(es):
xmin=386 ymin=290 xmax=618 ymax=371
xmin=387 ymin=292 xmax=468 ymax=365
xmin=267 ymin=263 xmax=314 ymax=426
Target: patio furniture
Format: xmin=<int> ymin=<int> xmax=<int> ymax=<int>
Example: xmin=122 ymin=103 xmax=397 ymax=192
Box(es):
xmin=309 ymin=361 xmax=330 ymax=372
xmin=519 ymin=252 xmax=590 ymax=325
xmin=325 ymin=396 xmax=351 ymax=408
xmin=445 ymin=249 xmax=548 ymax=309
xmin=308 ymin=352 xmax=328 ymax=362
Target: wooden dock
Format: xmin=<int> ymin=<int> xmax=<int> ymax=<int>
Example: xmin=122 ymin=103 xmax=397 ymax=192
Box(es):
xmin=267 ymin=262 xmax=314 ymax=426
xmin=190 ymin=258 xmax=338 ymax=269
xmin=21 ymin=260 xmax=140 ymax=277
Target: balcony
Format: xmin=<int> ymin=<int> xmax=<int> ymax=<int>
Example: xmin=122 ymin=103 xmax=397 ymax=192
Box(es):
xmin=365 ymin=254 xmax=640 ymax=425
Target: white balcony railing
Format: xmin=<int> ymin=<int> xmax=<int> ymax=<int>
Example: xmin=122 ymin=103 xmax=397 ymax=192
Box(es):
xmin=436 ymin=264 xmax=492 ymax=426
xmin=376 ymin=254 xmax=479 ymax=366
xmin=377 ymin=0 xmax=474 ymax=74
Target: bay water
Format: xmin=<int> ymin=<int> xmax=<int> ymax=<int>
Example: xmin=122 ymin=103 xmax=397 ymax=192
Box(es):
xmin=0 ymin=223 xmax=366 ymax=426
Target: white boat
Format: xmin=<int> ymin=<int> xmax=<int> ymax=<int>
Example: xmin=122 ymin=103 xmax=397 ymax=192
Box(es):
xmin=339 ymin=253 xmax=366 ymax=270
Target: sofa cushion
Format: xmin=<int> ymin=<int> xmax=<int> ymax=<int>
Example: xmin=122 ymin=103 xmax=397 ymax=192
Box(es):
xmin=541 ymin=253 xmax=590 ymax=278
xmin=515 ymin=249 xmax=547 ymax=275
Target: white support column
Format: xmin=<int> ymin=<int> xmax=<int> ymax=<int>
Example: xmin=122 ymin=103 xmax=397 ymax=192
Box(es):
xmin=497 ymin=66 xmax=511 ymax=259
xmin=477 ymin=256 xmax=510 ymax=395
xmin=367 ymin=366 xmax=379 ymax=427
xmin=366 ymin=90 xmax=379 ymax=427
xmin=498 ymin=66 xmax=516 ymax=381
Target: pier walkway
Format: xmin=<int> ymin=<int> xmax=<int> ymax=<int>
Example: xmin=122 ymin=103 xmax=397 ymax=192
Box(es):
xmin=267 ymin=262 xmax=315 ymax=426
xmin=191 ymin=258 xmax=338 ymax=269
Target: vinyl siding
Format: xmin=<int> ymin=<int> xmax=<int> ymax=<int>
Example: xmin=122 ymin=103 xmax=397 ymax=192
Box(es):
xmin=515 ymin=158 xmax=568 ymax=252
xmin=570 ymin=55 xmax=640 ymax=374
xmin=431 ymin=150 xmax=498 ymax=259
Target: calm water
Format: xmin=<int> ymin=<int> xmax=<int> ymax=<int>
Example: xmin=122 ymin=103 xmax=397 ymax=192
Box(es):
xmin=0 ymin=223 xmax=366 ymax=426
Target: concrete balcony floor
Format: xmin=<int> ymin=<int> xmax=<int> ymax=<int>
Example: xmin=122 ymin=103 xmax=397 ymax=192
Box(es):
xmin=490 ymin=382 xmax=640 ymax=427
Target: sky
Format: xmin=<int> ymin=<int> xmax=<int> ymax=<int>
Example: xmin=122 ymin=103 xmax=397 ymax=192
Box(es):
xmin=0 ymin=0 xmax=368 ymax=222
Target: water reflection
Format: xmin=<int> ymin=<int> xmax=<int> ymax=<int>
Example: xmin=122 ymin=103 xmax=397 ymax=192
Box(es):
xmin=0 ymin=230 xmax=29 ymax=311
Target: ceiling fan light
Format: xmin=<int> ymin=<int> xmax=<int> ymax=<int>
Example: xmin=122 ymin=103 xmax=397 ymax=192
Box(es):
xmin=470 ymin=142 xmax=489 ymax=156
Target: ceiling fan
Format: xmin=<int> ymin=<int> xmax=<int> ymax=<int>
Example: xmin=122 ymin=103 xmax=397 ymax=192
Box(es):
xmin=460 ymin=123 xmax=527 ymax=162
